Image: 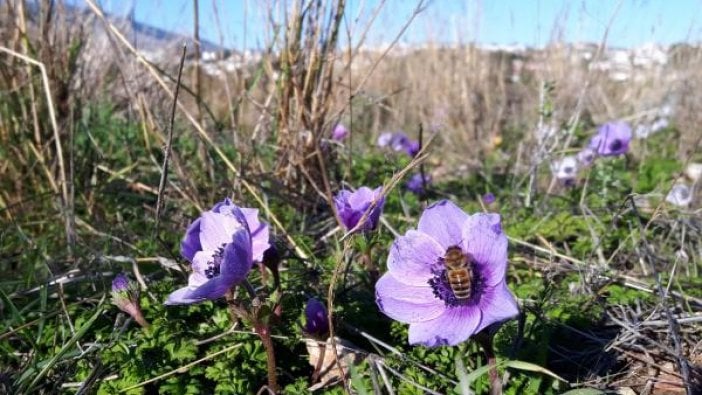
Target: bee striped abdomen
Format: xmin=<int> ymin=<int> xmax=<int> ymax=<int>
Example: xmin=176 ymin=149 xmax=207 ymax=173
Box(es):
xmin=446 ymin=268 xmax=472 ymax=299
xmin=443 ymin=245 xmax=474 ymax=300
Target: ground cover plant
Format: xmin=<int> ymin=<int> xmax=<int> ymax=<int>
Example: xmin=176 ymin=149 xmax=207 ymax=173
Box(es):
xmin=1 ymin=1 xmax=701 ymax=394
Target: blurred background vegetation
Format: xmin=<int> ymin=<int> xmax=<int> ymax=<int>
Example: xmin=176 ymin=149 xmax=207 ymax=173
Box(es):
xmin=0 ymin=0 xmax=700 ymax=393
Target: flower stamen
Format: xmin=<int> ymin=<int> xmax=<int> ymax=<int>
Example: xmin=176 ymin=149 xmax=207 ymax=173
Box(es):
xmin=205 ymin=244 xmax=227 ymax=279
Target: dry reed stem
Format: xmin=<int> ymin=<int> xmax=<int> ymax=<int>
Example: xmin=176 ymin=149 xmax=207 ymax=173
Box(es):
xmin=0 ymin=46 xmax=72 ymax=251
xmin=84 ymin=0 xmax=310 ymax=260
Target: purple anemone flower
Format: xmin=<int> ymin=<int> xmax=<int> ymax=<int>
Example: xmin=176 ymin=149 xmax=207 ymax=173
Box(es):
xmin=377 ymin=132 xmax=394 ymax=147
xmin=331 ymin=124 xmax=348 ymax=141
xmin=406 ymin=173 xmax=431 ymax=195
xmin=166 ymin=199 xmax=269 ymax=305
xmin=334 ymin=187 xmax=385 ymax=232
xmin=389 ymin=132 xmax=411 ymax=152
xmin=588 ymin=122 xmax=632 ymax=156
xmin=375 ymin=200 xmax=519 ymax=347
xmin=405 ymin=140 xmax=420 ymax=157
xmin=303 ymin=298 xmax=329 ymax=336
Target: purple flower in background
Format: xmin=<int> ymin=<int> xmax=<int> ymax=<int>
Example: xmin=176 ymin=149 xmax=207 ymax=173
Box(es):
xmin=377 ymin=132 xmax=394 ymax=147
xmin=303 ymin=298 xmax=329 ymax=336
xmin=482 ymin=193 xmax=496 ymax=205
xmin=405 ymin=140 xmax=420 ymax=157
xmin=390 ymin=132 xmax=410 ymax=152
xmin=166 ymin=199 xmax=269 ymax=305
xmin=375 ymin=200 xmax=519 ymax=347
xmin=406 ymin=173 xmax=431 ymax=195
xmin=334 ymin=187 xmax=385 ymax=232
xmin=666 ymin=183 xmax=693 ymax=207
xmin=378 ymin=131 xmax=420 ymax=157
xmin=588 ymin=122 xmax=632 ymax=156
xmin=331 ymin=124 xmax=348 ymax=141
xmin=577 ymin=147 xmax=596 ymax=166
xmin=550 ymin=155 xmax=579 ymax=184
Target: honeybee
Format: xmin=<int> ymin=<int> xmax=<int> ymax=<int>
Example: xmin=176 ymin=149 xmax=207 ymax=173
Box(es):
xmin=444 ymin=245 xmax=473 ymax=299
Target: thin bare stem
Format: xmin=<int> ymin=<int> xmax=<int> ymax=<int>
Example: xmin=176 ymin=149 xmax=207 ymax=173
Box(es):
xmin=154 ymin=44 xmax=187 ymax=236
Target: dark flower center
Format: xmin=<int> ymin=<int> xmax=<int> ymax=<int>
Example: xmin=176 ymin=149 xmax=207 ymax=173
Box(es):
xmin=609 ymin=139 xmax=622 ymax=151
xmin=205 ymin=244 xmax=227 ymax=279
xmin=428 ymin=246 xmax=483 ymax=307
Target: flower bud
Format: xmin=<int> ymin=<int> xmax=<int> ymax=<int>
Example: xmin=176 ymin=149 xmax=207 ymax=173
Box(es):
xmin=304 ymin=298 xmax=329 ymax=337
xmin=111 ymin=274 xmax=149 ymax=328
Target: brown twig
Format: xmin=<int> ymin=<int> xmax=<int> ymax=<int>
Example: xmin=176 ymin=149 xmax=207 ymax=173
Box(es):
xmin=154 ymin=44 xmax=187 ymax=236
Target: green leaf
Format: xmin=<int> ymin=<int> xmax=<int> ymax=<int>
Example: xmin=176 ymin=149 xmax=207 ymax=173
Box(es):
xmin=349 ymin=363 xmax=370 ymax=395
xmin=504 ymin=360 xmax=566 ymax=382
xmin=19 ymin=298 xmax=105 ymax=393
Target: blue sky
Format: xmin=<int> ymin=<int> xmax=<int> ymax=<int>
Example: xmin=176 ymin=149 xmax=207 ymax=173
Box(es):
xmin=93 ymin=0 xmax=702 ymax=49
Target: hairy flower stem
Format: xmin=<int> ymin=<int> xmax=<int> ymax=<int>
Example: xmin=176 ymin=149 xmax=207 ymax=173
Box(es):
xmin=256 ymin=324 xmax=278 ymax=393
xmin=476 ymin=333 xmax=502 ymax=395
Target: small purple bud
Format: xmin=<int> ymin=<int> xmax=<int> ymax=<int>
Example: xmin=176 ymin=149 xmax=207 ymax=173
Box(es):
xmin=112 ymin=273 xmax=130 ymax=293
xmin=304 ymin=298 xmax=329 ymax=336
xmin=482 ymin=192 xmax=496 ymax=205
xmin=111 ymin=274 xmax=149 ymax=328
xmin=331 ymin=124 xmax=348 ymax=141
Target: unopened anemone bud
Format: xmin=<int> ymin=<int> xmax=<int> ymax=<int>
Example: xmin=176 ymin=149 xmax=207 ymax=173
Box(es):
xmin=112 ymin=273 xmax=131 ymax=295
xmin=111 ymin=274 xmax=149 ymax=328
xmin=331 ymin=124 xmax=348 ymax=141
xmin=482 ymin=192 xmax=496 ymax=205
xmin=303 ymin=298 xmax=329 ymax=337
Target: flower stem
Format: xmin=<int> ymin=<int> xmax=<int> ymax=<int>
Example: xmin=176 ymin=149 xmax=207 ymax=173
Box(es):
xmin=364 ymin=234 xmax=378 ymax=284
xmin=257 ymin=325 xmax=278 ymax=393
xmin=476 ymin=333 xmax=502 ymax=395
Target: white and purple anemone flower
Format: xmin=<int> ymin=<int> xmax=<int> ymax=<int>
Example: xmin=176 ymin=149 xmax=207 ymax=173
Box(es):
xmin=375 ymin=200 xmax=519 ymax=347
xmin=331 ymin=124 xmax=348 ymax=141
xmin=588 ymin=122 xmax=632 ymax=156
xmin=377 ymin=132 xmax=394 ymax=147
xmin=666 ymin=184 xmax=693 ymax=207
xmin=334 ymin=187 xmax=385 ymax=232
xmin=550 ymin=155 xmax=579 ymax=184
xmin=166 ymin=199 xmax=270 ymax=305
